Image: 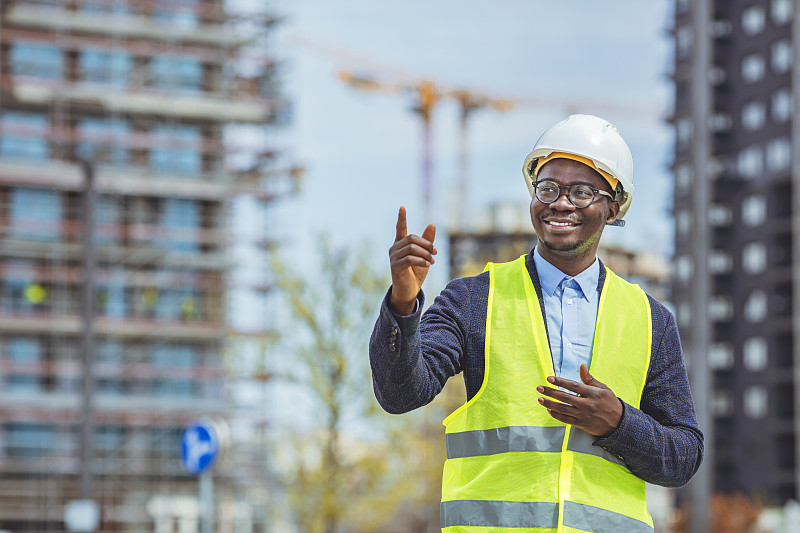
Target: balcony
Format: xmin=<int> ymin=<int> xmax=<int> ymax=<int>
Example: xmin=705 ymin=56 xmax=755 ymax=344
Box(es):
xmin=5 ymin=2 xmax=263 ymax=48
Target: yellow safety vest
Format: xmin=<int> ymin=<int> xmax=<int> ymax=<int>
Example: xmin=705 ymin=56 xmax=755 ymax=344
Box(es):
xmin=441 ymin=256 xmax=653 ymax=533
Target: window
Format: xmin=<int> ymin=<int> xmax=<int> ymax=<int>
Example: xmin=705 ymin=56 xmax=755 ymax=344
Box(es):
xmin=96 ymin=340 xmax=124 ymax=364
xmin=96 ymin=282 xmax=127 ymax=318
xmin=150 ymin=124 xmax=202 ymax=175
xmin=3 ymin=423 xmax=56 ymax=457
xmin=0 ymin=112 xmax=50 ymax=160
xmin=771 ymin=39 xmax=792 ymax=74
xmin=675 ymin=164 xmax=691 ymax=195
xmin=676 ymin=209 xmax=691 ymax=238
xmin=744 ymin=386 xmax=768 ymax=418
xmin=161 ymin=198 xmax=200 ymax=252
xmin=155 ymin=287 xmax=201 ymax=320
xmin=7 ymin=336 xmax=41 ymax=361
xmin=709 ymin=343 xmax=734 ymax=370
xmin=743 ymin=337 xmax=768 ymax=371
xmin=709 ymin=296 xmax=733 ymax=320
xmin=713 ymin=390 xmax=734 ymax=417
xmin=676 ymin=117 xmax=693 ymax=148
xmin=743 ymin=242 xmax=768 ymax=275
xmin=737 ymin=146 xmax=763 ymax=179
xmin=80 ymin=50 xmax=131 ymax=85
xmin=741 ymin=100 xmax=766 ymax=131
xmin=772 ymin=0 xmax=793 ymax=24
xmin=766 ymin=137 xmax=791 ymax=172
xmin=708 ymin=251 xmax=733 ymax=275
xmin=741 ymin=53 xmax=766 ymax=83
xmin=742 ymin=195 xmax=767 ymax=227
xmin=1 ymin=261 xmax=47 ymax=312
xmin=744 ymin=290 xmax=768 ymax=322
xmin=152 ymin=344 xmax=199 ymax=367
xmin=708 ymin=204 xmax=732 ymax=226
xmin=78 ymin=119 xmax=129 ymax=167
xmin=96 ymin=195 xmax=123 ymax=244
xmin=742 ymin=5 xmax=766 ymax=35
xmin=772 ymin=88 xmax=793 ymax=122
xmin=151 ymin=57 xmax=203 ymax=93
xmin=676 ymin=25 xmax=693 ymax=58
xmin=10 ymin=42 xmax=63 ymax=79
xmin=675 ymin=255 xmax=693 ymax=282
xmin=9 ymin=188 xmax=62 ymax=240
xmin=677 ymin=302 xmax=691 ymax=328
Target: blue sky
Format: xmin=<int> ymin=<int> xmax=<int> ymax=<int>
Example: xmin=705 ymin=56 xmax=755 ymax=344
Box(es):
xmin=235 ymin=1 xmax=675 ymax=328
xmin=230 ymin=0 xmax=675 ymax=429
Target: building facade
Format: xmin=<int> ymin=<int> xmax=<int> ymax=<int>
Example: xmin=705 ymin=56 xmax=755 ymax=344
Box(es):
xmin=671 ymin=0 xmax=799 ymax=504
xmin=0 ymin=1 xmax=293 ymax=531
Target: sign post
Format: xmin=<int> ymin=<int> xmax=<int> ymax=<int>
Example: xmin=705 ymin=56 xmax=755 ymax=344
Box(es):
xmin=180 ymin=418 xmax=229 ymax=533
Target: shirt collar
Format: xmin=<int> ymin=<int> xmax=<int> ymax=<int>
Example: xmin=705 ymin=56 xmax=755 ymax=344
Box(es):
xmin=533 ymin=246 xmax=600 ymax=303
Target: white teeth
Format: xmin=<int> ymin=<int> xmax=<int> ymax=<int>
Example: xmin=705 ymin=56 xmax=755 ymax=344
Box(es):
xmin=548 ymin=221 xmax=575 ymax=227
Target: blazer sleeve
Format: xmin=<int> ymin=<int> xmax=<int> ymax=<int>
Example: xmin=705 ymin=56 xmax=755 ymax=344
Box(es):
xmin=593 ymin=297 xmax=704 ymax=487
xmin=369 ymin=276 xmax=476 ymax=414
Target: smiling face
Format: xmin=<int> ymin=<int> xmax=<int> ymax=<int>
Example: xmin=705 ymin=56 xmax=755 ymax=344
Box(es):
xmin=530 ymin=158 xmax=620 ymax=276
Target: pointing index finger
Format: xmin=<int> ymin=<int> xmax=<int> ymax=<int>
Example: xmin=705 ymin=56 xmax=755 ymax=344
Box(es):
xmin=395 ymin=206 xmax=408 ymax=242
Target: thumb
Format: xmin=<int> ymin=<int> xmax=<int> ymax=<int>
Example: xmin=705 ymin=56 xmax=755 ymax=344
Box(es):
xmin=421 ymin=223 xmax=437 ymax=253
xmin=580 ymin=364 xmax=607 ymax=389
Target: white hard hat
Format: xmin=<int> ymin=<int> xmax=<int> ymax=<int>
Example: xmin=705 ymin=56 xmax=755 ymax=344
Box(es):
xmin=522 ymin=114 xmax=634 ymax=226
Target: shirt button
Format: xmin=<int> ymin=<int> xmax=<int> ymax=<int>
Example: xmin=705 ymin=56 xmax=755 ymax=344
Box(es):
xmin=567 ymin=299 xmax=573 ymax=305
xmin=567 ymin=342 xmax=573 ymax=349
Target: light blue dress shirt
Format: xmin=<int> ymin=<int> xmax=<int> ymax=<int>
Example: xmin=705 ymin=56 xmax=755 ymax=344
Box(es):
xmin=532 ymin=246 xmax=600 ymax=383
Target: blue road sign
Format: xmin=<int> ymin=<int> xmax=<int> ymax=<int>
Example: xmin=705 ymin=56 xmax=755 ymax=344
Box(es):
xmin=180 ymin=420 xmax=219 ymax=475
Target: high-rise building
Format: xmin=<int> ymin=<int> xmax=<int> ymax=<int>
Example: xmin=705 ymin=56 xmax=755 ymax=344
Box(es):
xmin=0 ymin=1 xmax=295 ymax=531
xmin=671 ymin=0 xmax=799 ymax=504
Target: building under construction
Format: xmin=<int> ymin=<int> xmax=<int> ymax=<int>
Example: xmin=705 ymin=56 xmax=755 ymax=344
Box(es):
xmin=0 ymin=1 xmax=295 ymax=531
xmin=670 ymin=0 xmax=800 ymax=506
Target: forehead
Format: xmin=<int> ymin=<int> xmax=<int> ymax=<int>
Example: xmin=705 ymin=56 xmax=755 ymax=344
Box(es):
xmin=538 ymin=158 xmax=608 ymax=190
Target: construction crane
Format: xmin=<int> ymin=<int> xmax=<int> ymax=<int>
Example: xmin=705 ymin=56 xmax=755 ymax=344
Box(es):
xmin=338 ymin=70 xmax=514 ymax=225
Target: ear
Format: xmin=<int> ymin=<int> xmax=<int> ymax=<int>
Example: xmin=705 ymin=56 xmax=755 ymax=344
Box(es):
xmin=605 ymin=201 xmax=620 ymax=226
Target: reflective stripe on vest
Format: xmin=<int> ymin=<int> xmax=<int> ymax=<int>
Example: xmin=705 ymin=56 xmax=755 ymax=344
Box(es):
xmin=441 ymin=256 xmax=653 ymax=533
xmin=441 ymin=500 xmax=653 ymax=532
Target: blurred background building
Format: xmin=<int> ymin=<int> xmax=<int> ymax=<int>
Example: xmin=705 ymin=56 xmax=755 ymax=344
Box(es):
xmin=0 ymin=1 xmax=295 ymax=531
xmin=670 ymin=0 xmax=798 ymax=506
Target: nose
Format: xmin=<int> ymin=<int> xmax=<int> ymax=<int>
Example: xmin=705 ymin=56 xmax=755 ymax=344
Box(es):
xmin=549 ymin=189 xmax=576 ymax=211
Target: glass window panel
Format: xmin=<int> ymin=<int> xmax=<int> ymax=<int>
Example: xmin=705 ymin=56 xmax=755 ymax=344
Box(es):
xmin=80 ymin=50 xmax=131 ymax=85
xmin=742 ymin=5 xmax=766 ymax=35
xmin=771 ymin=39 xmax=792 ymax=74
xmin=675 ymin=255 xmax=693 ymax=282
xmin=741 ymin=100 xmax=766 ymax=131
xmin=708 ymin=251 xmax=733 ymax=274
xmin=151 ymin=57 xmax=203 ymax=93
xmin=771 ymin=88 xmax=793 ymax=122
xmin=766 ymin=137 xmax=791 ymax=172
xmin=744 ymin=386 xmax=768 ymax=418
xmin=152 ymin=344 xmax=198 ymax=367
xmin=742 ymin=195 xmax=767 ymax=227
xmin=741 ymin=53 xmax=766 ymax=83
xmin=0 ymin=112 xmax=50 ymax=160
xmin=6 ymin=336 xmax=41 ymax=361
xmin=744 ymin=290 xmax=768 ymax=323
xmin=78 ymin=119 xmax=130 ymax=167
xmin=150 ymin=125 xmax=202 ymax=175
xmin=9 ymin=188 xmax=62 ymax=240
xmin=742 ymin=241 xmax=768 ymax=275
xmin=709 ymin=343 xmax=734 ymax=370
xmin=743 ymin=337 xmax=768 ymax=371
xmin=772 ymin=0 xmax=793 ymax=24
xmin=737 ymin=146 xmax=763 ymax=179
xmin=4 ymin=423 xmax=56 ymax=456
xmin=713 ymin=390 xmax=734 ymax=417
xmin=10 ymin=42 xmax=63 ymax=79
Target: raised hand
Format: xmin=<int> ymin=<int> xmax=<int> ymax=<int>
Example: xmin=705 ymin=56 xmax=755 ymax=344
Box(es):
xmin=388 ymin=206 xmax=437 ymax=315
xmin=536 ymin=364 xmax=624 ymax=437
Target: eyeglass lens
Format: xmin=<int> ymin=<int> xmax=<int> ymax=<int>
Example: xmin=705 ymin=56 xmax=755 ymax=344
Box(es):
xmin=535 ymin=180 xmax=596 ymax=208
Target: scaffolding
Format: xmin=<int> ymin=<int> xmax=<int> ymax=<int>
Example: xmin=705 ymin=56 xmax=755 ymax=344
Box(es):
xmin=0 ymin=1 xmax=295 ymax=531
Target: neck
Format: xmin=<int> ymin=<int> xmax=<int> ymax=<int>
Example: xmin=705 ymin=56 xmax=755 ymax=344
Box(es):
xmin=536 ymin=244 xmax=597 ymax=277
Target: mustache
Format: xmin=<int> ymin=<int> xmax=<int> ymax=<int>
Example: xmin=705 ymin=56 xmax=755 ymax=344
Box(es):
xmin=538 ymin=210 xmax=585 ymax=224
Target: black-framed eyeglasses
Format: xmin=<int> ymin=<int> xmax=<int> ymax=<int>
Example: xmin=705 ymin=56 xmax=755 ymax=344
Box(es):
xmin=532 ymin=179 xmax=615 ymax=208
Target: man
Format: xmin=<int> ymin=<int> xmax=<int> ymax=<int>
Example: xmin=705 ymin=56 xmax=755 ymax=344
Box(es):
xmin=369 ymin=114 xmax=703 ymax=533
